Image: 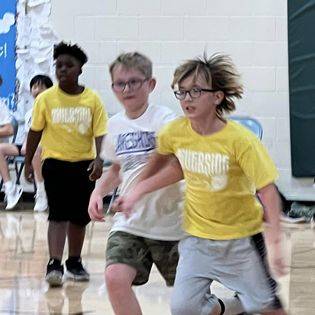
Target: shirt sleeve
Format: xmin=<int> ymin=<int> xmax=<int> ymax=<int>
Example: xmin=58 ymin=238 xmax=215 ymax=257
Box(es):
xmin=0 ymin=103 xmax=11 ymax=125
xmin=156 ymin=122 xmax=175 ymax=155
xmin=237 ymin=137 xmax=279 ymax=190
xmin=31 ymin=96 xmax=46 ymax=131
xmin=92 ymin=94 xmax=108 ymax=137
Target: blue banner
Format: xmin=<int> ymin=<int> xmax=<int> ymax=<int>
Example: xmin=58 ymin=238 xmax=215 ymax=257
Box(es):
xmin=0 ymin=0 xmax=17 ymax=111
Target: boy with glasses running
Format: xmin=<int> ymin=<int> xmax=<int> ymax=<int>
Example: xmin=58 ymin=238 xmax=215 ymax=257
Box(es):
xmin=116 ymin=53 xmax=287 ymax=315
xmin=88 ymin=52 xmax=184 ymax=315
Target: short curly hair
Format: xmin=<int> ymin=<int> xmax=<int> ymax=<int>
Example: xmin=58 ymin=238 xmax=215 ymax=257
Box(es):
xmin=172 ymin=53 xmax=243 ymax=116
xmin=53 ymin=41 xmax=88 ymax=65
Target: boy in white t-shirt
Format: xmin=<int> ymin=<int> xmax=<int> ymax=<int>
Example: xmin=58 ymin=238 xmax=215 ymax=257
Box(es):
xmin=0 ymin=75 xmax=53 ymax=210
xmin=88 ymin=52 xmax=184 ymax=315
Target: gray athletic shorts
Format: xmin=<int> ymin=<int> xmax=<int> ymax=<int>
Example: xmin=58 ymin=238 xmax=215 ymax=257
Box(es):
xmin=171 ymin=233 xmax=282 ymax=315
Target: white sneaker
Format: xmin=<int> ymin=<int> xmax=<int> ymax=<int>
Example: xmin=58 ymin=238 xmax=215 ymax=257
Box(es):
xmin=5 ymin=185 xmax=23 ymax=210
xmin=34 ymin=191 xmax=48 ymax=212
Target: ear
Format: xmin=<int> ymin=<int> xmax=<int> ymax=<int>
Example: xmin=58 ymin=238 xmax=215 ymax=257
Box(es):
xmin=214 ymin=90 xmax=225 ymax=105
xmin=148 ymin=77 xmax=156 ymax=92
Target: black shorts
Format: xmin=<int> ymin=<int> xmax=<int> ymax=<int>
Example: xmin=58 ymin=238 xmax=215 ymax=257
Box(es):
xmin=42 ymin=158 xmax=95 ymax=226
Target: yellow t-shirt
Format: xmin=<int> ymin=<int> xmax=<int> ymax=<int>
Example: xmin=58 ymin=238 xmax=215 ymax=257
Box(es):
xmin=31 ymin=85 xmax=108 ymax=161
xmin=157 ymin=117 xmax=278 ymax=240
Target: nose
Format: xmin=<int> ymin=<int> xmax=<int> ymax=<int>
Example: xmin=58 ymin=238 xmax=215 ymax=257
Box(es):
xmin=122 ymin=82 xmax=131 ymax=93
xmin=183 ymin=91 xmax=192 ymax=101
xmin=59 ymin=65 xmax=67 ymax=73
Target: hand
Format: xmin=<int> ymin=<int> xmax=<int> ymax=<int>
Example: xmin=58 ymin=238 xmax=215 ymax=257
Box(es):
xmin=113 ymin=192 xmax=140 ymax=218
xmin=88 ymin=190 xmax=105 ymax=222
xmin=265 ymin=230 xmax=288 ymax=277
xmin=24 ymin=162 xmax=34 ymax=183
xmin=88 ymin=157 xmax=103 ymax=181
xmin=268 ymin=240 xmax=288 ymax=277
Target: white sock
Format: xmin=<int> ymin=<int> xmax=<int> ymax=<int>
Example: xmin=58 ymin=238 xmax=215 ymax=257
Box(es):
xmin=36 ymin=181 xmax=45 ymax=194
xmin=220 ymin=296 xmax=245 ymax=315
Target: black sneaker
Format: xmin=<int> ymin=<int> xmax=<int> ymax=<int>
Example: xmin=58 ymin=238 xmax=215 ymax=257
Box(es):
xmin=46 ymin=258 xmax=64 ymax=287
xmin=65 ymin=257 xmax=90 ymax=281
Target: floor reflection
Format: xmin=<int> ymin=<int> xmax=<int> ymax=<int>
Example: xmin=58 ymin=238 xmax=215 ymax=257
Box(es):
xmin=0 ymin=209 xmax=314 ymax=314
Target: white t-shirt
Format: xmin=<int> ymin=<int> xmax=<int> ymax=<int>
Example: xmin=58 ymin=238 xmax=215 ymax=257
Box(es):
xmin=0 ymin=102 xmax=12 ymax=143
xmin=101 ymin=104 xmax=185 ymax=241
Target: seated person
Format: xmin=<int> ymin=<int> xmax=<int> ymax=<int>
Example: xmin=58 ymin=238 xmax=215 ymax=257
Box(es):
xmin=0 ymin=75 xmax=53 ymax=210
xmin=0 ymin=75 xmax=14 ymax=142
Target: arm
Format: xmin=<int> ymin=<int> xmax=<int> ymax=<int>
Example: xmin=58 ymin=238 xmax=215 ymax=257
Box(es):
xmin=134 ymin=151 xmax=175 ymax=183
xmin=0 ymin=123 xmax=14 ymax=137
xmin=115 ymin=154 xmax=183 ymax=215
xmin=88 ymin=135 xmax=105 ymax=181
xmin=257 ymin=183 xmax=287 ymax=276
xmin=88 ymin=162 xmax=121 ymax=221
xmin=24 ymin=129 xmax=42 ymax=182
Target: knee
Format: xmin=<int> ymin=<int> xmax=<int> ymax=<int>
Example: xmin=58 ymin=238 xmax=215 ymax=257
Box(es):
xmin=171 ymin=291 xmax=220 ymax=315
xmin=105 ymin=265 xmax=132 ymax=293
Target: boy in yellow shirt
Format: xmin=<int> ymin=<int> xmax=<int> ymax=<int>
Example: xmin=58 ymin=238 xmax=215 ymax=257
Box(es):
xmin=25 ymin=42 xmax=108 ymax=287
xmin=116 ymin=54 xmax=287 ymax=315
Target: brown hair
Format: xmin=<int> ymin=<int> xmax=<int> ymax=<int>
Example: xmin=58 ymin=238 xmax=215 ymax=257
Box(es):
xmin=109 ymin=52 xmax=152 ymax=79
xmin=172 ymin=53 xmax=243 ymax=116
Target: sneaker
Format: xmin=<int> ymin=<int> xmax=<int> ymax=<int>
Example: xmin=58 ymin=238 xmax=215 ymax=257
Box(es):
xmin=5 ymin=185 xmax=23 ymax=210
xmin=34 ymin=191 xmax=48 ymax=212
xmin=280 ymin=213 xmax=306 ymax=223
xmin=46 ymin=258 xmax=64 ymax=287
xmin=65 ymin=257 xmax=90 ymax=281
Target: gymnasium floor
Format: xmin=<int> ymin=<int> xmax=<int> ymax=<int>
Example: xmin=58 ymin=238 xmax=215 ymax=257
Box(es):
xmin=0 ymin=207 xmax=314 ymax=314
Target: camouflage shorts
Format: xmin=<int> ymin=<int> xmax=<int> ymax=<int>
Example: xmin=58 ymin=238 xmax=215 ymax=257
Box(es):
xmin=106 ymin=231 xmax=179 ymax=286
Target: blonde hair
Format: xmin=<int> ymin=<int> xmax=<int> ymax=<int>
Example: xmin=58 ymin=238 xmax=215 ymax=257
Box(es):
xmin=172 ymin=53 xmax=243 ymax=116
xmin=109 ymin=52 xmax=152 ymax=79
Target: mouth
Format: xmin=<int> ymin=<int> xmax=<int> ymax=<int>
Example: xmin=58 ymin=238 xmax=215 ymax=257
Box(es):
xmin=58 ymin=73 xmax=68 ymax=79
xmin=185 ymin=105 xmax=195 ymax=112
xmin=123 ymin=95 xmax=136 ymax=100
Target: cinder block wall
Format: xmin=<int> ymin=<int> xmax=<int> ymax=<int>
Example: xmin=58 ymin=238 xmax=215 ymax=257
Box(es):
xmin=51 ymin=0 xmax=299 ymax=190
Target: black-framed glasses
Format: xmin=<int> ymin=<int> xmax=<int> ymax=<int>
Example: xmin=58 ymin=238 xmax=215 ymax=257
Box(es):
xmin=173 ymin=87 xmax=218 ymax=100
xmin=112 ymin=78 xmax=148 ymax=92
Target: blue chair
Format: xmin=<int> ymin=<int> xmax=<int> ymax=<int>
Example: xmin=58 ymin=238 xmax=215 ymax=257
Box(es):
xmin=229 ymin=115 xmax=263 ymax=140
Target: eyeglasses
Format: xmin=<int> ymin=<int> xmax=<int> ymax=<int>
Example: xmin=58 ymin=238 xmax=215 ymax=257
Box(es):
xmin=173 ymin=87 xmax=218 ymax=100
xmin=112 ymin=78 xmax=148 ymax=92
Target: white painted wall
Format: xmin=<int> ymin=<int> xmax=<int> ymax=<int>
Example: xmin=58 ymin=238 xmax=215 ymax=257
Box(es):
xmin=50 ymin=0 xmax=313 ymax=198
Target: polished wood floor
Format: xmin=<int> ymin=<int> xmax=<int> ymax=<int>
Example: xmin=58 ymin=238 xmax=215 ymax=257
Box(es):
xmin=0 ymin=208 xmax=314 ymax=314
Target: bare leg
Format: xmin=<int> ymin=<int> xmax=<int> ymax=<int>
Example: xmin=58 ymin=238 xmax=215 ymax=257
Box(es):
xmin=47 ymin=221 xmax=67 ymax=260
xmin=105 ymin=264 xmax=142 ymax=315
xmin=67 ymin=222 xmax=86 ymax=257
xmin=0 ymin=143 xmax=19 ymax=183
